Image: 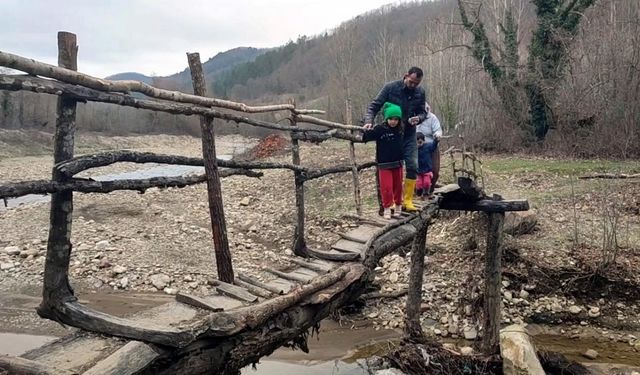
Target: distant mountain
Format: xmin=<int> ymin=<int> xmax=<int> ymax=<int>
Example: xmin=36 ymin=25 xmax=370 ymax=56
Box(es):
xmin=105 ymin=72 xmax=154 ymax=83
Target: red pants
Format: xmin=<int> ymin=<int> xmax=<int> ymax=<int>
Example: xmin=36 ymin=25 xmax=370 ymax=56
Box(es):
xmin=417 ymin=172 xmax=433 ymax=193
xmin=378 ymin=167 xmax=403 ymax=208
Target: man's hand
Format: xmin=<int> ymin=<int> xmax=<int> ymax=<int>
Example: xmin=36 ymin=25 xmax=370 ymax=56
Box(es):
xmin=363 ymin=123 xmax=374 ymax=130
xmin=408 ymin=116 xmax=420 ymax=126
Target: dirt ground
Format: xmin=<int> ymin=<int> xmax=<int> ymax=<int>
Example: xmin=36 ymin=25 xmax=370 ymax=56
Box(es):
xmin=1 ymin=130 xmax=639 ymax=364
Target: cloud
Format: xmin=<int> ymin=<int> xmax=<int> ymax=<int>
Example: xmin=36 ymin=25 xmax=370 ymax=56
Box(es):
xmin=1 ymin=0 xmax=395 ymax=78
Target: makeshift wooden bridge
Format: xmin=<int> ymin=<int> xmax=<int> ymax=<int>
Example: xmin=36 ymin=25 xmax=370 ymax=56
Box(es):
xmin=0 ymin=32 xmax=528 ymax=375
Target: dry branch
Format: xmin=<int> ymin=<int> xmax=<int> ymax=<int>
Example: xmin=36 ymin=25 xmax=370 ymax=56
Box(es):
xmin=304 ymin=161 xmax=376 ymax=181
xmin=578 ymin=173 xmax=640 ymax=180
xmin=0 ymin=169 xmax=261 ymax=199
xmin=295 ymin=114 xmax=363 ymax=132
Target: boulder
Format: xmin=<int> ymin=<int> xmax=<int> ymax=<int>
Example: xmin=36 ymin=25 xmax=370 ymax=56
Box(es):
xmin=504 ymin=210 xmax=537 ymax=235
xmin=582 ymin=349 xmax=598 ymax=360
xmin=150 ymin=273 xmax=172 ymax=290
xmin=4 ymin=246 xmax=21 ymax=256
xmin=500 ymin=324 xmax=545 ymax=375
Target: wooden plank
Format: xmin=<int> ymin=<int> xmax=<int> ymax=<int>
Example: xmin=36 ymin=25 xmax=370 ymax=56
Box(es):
xmin=237 ymin=274 xmax=284 ymax=295
xmin=214 ymin=281 xmax=259 ymax=303
xmin=265 ymin=278 xmax=294 ymax=294
xmin=289 ymin=258 xmax=332 ymax=273
xmin=342 ymin=224 xmax=379 ymax=243
xmin=0 ymin=354 xmax=73 ymax=375
xmin=175 ymin=292 xmax=224 ymax=312
xmin=265 ymin=268 xmax=309 ymax=284
xmin=331 ymin=239 xmax=364 ymax=253
xmin=307 ymin=247 xmax=360 ymax=261
xmin=440 ymin=198 xmax=529 ymax=212
xmin=82 ymin=341 xmax=158 ymax=375
xmin=337 ymin=232 xmax=367 ymax=244
xmin=234 ymin=279 xmax=273 ymax=299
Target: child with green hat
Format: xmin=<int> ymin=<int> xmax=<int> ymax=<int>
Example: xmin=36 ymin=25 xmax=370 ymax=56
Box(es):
xmin=362 ymin=102 xmax=404 ymax=219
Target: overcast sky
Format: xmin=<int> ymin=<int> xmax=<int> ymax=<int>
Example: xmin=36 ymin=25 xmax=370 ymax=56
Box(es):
xmin=2 ymin=0 xmax=397 ymax=78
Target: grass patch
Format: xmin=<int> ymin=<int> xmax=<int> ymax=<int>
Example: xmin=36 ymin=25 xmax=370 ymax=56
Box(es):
xmin=484 ymin=156 xmax=640 ymax=176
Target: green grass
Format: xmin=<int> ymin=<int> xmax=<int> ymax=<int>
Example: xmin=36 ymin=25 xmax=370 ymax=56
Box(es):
xmin=484 ymin=156 xmax=640 ymax=176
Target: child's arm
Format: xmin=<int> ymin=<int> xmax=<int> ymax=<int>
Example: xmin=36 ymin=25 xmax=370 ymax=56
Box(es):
xmin=362 ymin=126 xmax=382 ymax=142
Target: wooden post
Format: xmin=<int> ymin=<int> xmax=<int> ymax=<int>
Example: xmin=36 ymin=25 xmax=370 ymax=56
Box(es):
xmin=290 ymin=101 xmax=307 ymax=257
xmin=482 ymin=211 xmax=505 ymax=354
xmin=404 ymin=219 xmax=429 ymax=339
xmin=187 ymin=52 xmax=234 ymax=283
xmin=38 ymin=31 xmax=79 ymax=319
xmin=345 ymin=99 xmax=362 ymax=216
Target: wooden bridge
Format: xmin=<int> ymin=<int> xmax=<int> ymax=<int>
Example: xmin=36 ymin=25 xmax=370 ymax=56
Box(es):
xmin=0 ymin=32 xmax=528 ymax=374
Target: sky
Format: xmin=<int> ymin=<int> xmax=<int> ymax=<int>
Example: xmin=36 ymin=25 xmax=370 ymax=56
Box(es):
xmin=1 ymin=0 xmax=397 ymax=78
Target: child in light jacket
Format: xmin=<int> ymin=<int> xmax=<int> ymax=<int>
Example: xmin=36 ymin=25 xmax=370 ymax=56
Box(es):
xmin=416 ymin=132 xmax=438 ymax=199
xmin=363 ymin=102 xmax=404 ymax=219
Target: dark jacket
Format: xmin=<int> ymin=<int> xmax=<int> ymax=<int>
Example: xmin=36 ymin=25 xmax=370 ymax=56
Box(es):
xmin=417 ymin=140 xmax=439 ymax=174
xmin=363 ymin=122 xmax=404 ymax=169
xmin=364 ymin=79 xmax=428 ymax=136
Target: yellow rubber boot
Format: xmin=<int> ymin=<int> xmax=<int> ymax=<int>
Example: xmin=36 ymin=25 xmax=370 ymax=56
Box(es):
xmin=402 ymin=178 xmax=418 ymax=212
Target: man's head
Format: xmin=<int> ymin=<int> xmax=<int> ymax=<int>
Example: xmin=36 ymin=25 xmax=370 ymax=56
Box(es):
xmin=383 ymin=102 xmax=402 ymax=127
xmin=403 ymin=67 xmax=423 ymax=90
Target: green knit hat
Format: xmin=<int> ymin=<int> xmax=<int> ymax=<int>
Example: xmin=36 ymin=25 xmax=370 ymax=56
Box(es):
xmin=383 ymin=102 xmax=402 ymax=121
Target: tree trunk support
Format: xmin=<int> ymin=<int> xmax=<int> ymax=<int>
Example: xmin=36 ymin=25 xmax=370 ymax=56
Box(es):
xmin=404 ymin=217 xmax=430 ymax=340
xmin=482 ymin=211 xmax=505 ymax=354
xmin=290 ymin=102 xmax=307 ymax=257
xmin=345 ymin=98 xmax=363 ymax=216
xmin=187 ymin=52 xmax=234 ymax=283
xmin=38 ymin=31 xmax=79 ymax=321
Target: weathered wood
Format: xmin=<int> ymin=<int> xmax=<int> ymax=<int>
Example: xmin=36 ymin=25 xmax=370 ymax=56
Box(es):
xmin=175 ymin=292 xmax=224 ymax=312
xmin=361 ymin=212 xmax=419 ymax=258
xmin=302 ymin=264 xmax=365 ymax=305
xmin=439 ymin=198 xmax=529 ymax=212
xmin=578 ymin=173 xmax=640 ymax=180
xmin=331 ymin=239 xmax=365 ymax=253
xmin=291 ymin=129 xmax=363 ymax=143
xmin=264 ymin=268 xmax=310 ymax=284
xmin=337 ymin=232 xmax=367 ymax=244
xmin=0 ymin=169 xmax=262 ymax=199
xmin=213 ymin=280 xmax=259 ymax=303
xmin=288 ymin=258 xmax=333 ymax=273
xmin=290 ymin=101 xmax=308 ymax=257
xmin=188 ymin=52 xmax=234 ymax=283
xmin=306 ymin=247 xmax=360 ymax=261
xmin=341 ymin=214 xmax=387 ymax=227
xmin=0 ymin=354 xmax=73 ymax=375
xmin=205 ymin=266 xmax=349 ymax=336
xmin=55 ymin=150 xmax=306 ymax=177
xmin=303 ymin=161 xmax=376 ymax=181
xmin=345 ymin=98 xmax=363 ymax=216
xmin=483 ymin=212 xmax=505 ymax=355
xmin=457 ymin=176 xmax=485 ymax=200
xmin=362 ymin=288 xmax=408 ymax=300
xmin=295 ymin=113 xmax=363 ymax=132
xmin=233 ymin=278 xmax=273 ymax=299
xmin=404 ymin=218 xmax=430 ymax=340
xmin=0 ymin=50 xmax=323 ymax=115
xmin=237 ymin=274 xmax=284 ymax=295
xmin=82 ymin=341 xmax=158 ymax=375
xmin=38 ymin=31 xmax=79 ymax=322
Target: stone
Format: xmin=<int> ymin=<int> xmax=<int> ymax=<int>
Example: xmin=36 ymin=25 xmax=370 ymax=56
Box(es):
xmin=19 ymin=249 xmax=38 ymax=258
xmin=98 ymin=258 xmax=112 ymax=269
xmin=119 ymin=277 xmax=129 ymax=289
xmin=569 ymin=305 xmax=581 ymax=314
xmin=389 ymin=272 xmax=399 ymax=283
xmin=4 ymin=246 xmax=20 ymax=256
xmin=374 ymin=369 xmax=406 ymax=375
xmin=184 ymin=275 xmax=194 ymax=282
xmin=588 ymin=307 xmax=601 ymax=318
xmin=239 ymin=197 xmax=251 ymax=206
xmin=150 ymin=273 xmax=172 ymax=290
xmin=164 ymin=287 xmax=178 ymax=295
xmin=519 ymin=290 xmax=530 ymax=299
xmin=95 ymin=240 xmax=110 ymax=250
xmin=500 ymin=325 xmax=545 ymax=375
xmin=112 ymin=265 xmax=127 ymax=275
xmin=504 ymin=210 xmax=538 ymax=235
xmin=460 ymin=346 xmax=474 ymax=356
xmin=582 ymin=349 xmax=598 ymax=360
xmin=504 ymin=291 xmax=513 ymax=301
xmin=1 ymin=262 xmax=14 ymax=270
xmin=463 ymin=326 xmax=478 ymax=340
xmin=420 ymin=303 xmax=429 ymax=313
xmin=368 ymin=312 xmax=379 ymax=319
xmin=433 ymin=329 xmax=442 ymax=335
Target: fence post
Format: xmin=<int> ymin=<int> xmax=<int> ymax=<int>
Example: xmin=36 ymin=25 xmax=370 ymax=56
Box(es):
xmin=345 ymin=98 xmax=362 ymax=216
xmin=38 ymin=31 xmax=79 ymax=319
xmin=289 ymin=101 xmax=307 ymax=256
xmin=404 ymin=218 xmax=429 ymax=339
xmin=483 ymin=211 xmax=505 ymax=354
xmin=187 ymin=52 xmax=234 ymax=283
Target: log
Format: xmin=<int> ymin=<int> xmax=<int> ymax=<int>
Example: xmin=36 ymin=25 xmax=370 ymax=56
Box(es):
xmin=290 ymin=101 xmax=307 ymax=257
xmin=0 ymin=354 xmax=73 ymax=375
xmin=55 ymin=150 xmax=306 ymax=177
xmin=264 ymin=268 xmax=310 ymax=284
xmin=439 ymin=198 xmax=529 ymax=212
xmin=237 ymin=274 xmax=284 ymax=295
xmin=213 ymin=281 xmax=259 ymax=303
xmin=291 ymin=129 xmax=363 ymax=143
xmin=233 ymin=279 xmax=273 ymax=299
xmin=362 ymin=288 xmax=408 ymax=300
xmin=175 ymin=293 xmax=224 ymax=312
xmin=204 ymin=266 xmax=349 ymax=336
xmin=288 ymin=258 xmax=332 ymax=273
xmin=0 ymin=169 xmax=262 ymax=199
xmin=578 ymin=173 xmax=640 ymax=180
xmin=295 ymin=113 xmax=363 ymax=132
xmin=361 ymin=212 xmax=419 ymax=258
xmin=82 ymin=341 xmax=159 ymax=375
xmin=483 ymin=212 xmax=505 ymax=355
xmin=38 ymin=31 xmax=78 ymax=322
xmin=304 ymin=161 xmax=376 ymax=181
xmin=0 ymin=50 xmax=323 ymax=114
xmin=404 ymin=217 xmax=430 ymax=339
xmin=188 ymin=52 xmax=234 ymax=283
xmin=337 ymin=232 xmax=367 ymax=244
xmin=306 ymin=247 xmax=360 ymax=261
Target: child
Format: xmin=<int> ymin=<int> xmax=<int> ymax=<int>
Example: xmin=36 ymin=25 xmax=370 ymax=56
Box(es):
xmin=416 ymin=132 xmax=438 ymax=199
xmin=363 ymin=102 xmax=404 ymax=219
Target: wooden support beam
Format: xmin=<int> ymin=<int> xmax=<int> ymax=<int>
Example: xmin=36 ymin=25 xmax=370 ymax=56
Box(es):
xmin=337 ymin=232 xmax=367 ymax=244
xmin=233 ymin=279 xmax=273 ymax=299
xmin=264 ymin=268 xmax=310 ymax=284
xmin=289 ymin=101 xmax=307 ymax=257
xmin=213 ymin=281 xmax=259 ymax=303
xmin=175 ymin=293 xmax=224 ymax=312
xmin=38 ymin=31 xmax=79 ymax=322
xmin=288 ymin=258 xmax=332 ymax=273
xmin=0 ymin=354 xmax=73 ymax=375
xmin=295 ymin=113 xmax=363 ymax=132
xmin=237 ymin=274 xmax=284 ymax=295
xmin=188 ymin=52 xmax=234 ymax=283
xmin=439 ymin=198 xmax=529 ymax=212
xmin=483 ymin=212 xmax=505 ymax=355
xmin=82 ymin=341 xmax=159 ymax=375
xmin=306 ymin=247 xmax=360 ymax=261
xmin=303 ymin=161 xmax=376 ymax=181
xmin=404 ymin=217 xmax=430 ymax=340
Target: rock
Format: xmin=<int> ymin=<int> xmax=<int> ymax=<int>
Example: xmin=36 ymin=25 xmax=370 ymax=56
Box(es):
xmin=19 ymin=249 xmax=38 ymax=258
xmin=112 ymin=265 xmax=127 ymax=275
xmin=119 ymin=277 xmax=129 ymax=289
xmin=164 ymin=287 xmax=178 ymax=295
xmin=368 ymin=312 xmax=379 ymax=319
xmin=460 ymin=346 xmax=474 ymax=356
xmin=504 ymin=291 xmax=513 ymax=301
xmin=504 ymin=210 xmax=537 ymax=235
xmin=389 ymin=272 xmax=399 ymax=283
xmin=98 ymin=258 xmax=112 ymax=269
xmin=582 ymin=349 xmax=598 ymax=360
xmin=519 ymin=290 xmax=530 ymax=299
xmin=588 ymin=307 xmax=601 ymax=318
xmin=150 ymin=273 xmax=172 ymax=290
xmin=569 ymin=305 xmax=581 ymax=314
xmin=95 ymin=240 xmax=110 ymax=250
xmin=4 ymin=246 xmax=20 ymax=256
xmin=433 ymin=329 xmax=442 ymax=335
xmin=420 ymin=303 xmax=429 ymax=313
xmin=184 ymin=275 xmax=194 ymax=282
xmin=502 ymin=280 xmax=511 ymax=288
xmin=1 ymin=262 xmax=14 ymax=270
xmin=500 ymin=325 xmax=545 ymax=375
xmin=374 ymin=369 xmax=406 ymax=375
xmin=239 ymin=197 xmax=251 ymax=206
xmin=463 ymin=326 xmax=478 ymax=340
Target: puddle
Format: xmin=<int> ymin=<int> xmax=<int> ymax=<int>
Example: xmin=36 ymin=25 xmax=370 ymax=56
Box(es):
xmin=534 ymin=333 xmax=640 ymax=367
xmin=1 ymin=155 xmax=231 ymax=211
xmin=0 ymin=332 xmax=56 ymax=356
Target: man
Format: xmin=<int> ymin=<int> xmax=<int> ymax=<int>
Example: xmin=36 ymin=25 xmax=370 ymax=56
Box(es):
xmin=364 ymin=67 xmax=428 ymax=212
xmin=416 ymin=103 xmax=442 ymax=190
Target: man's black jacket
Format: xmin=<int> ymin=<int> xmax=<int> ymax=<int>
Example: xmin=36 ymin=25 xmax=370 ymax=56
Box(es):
xmin=364 ymin=79 xmax=428 ymax=136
